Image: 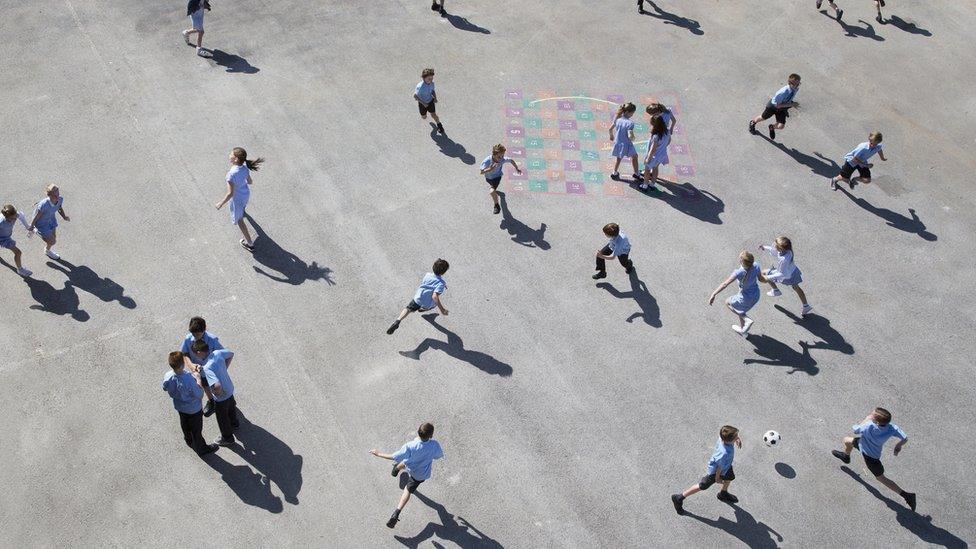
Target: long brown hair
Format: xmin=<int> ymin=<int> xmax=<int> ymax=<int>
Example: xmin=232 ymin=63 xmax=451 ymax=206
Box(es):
xmin=615 ymin=102 xmax=637 ymax=118
xmin=650 ymin=114 xmax=667 ymax=138
xmin=232 ymin=147 xmax=265 ymax=171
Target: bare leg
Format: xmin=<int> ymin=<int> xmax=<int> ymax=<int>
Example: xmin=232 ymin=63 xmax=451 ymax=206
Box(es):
xmin=612 ymin=156 xmax=623 ymax=173
xmin=197 ymin=30 xmax=204 ymax=48
xmin=842 ymin=436 xmax=854 ymax=454
xmin=766 ymin=280 xmax=779 ymax=291
xmin=792 ymin=284 xmax=808 ymax=305
xmin=681 ymin=484 xmax=702 ymax=498
xmin=876 ymin=474 xmax=903 ymax=495
xmin=726 ymin=303 xmax=746 ymax=328
xmin=721 ymin=480 xmax=733 ymax=491
xmin=430 ymin=112 xmax=441 ymax=124
xmin=395 ymin=308 xmax=413 ymax=323
xmin=490 ymin=188 xmax=499 ymax=207
xmin=236 ymin=218 xmax=253 ymax=245
xmin=396 ymin=487 xmax=413 ymax=511
xmin=630 ymin=155 xmax=640 ymax=175
xmin=12 ymin=246 xmax=23 ymax=269
xmin=44 ymin=232 xmax=57 ymax=252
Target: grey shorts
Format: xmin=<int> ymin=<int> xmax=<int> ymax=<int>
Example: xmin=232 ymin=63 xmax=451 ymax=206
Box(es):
xmin=190 ymin=9 xmax=205 ymax=30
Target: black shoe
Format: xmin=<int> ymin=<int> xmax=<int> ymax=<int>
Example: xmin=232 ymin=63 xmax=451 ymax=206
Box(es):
xmin=671 ymin=494 xmax=685 ymax=515
xmin=203 ymin=399 xmax=215 ymax=417
xmin=436 ymin=123 xmax=445 ymax=135
xmin=198 ymin=443 xmax=219 ymax=456
xmin=749 ymin=120 xmax=757 ymax=134
xmin=876 ymin=14 xmax=883 ymax=23
xmin=386 ymin=320 xmax=400 ymax=335
xmin=430 ymin=2 xmax=438 ymax=10
xmin=493 ymin=203 xmax=501 ymax=214
xmin=816 ymin=0 xmax=822 ymax=8
xmin=717 ymin=490 xmax=739 ymax=503
xmin=836 ymin=8 xmax=843 ymax=20
xmin=831 ymin=450 xmax=851 ymax=464
xmin=879 ymin=0 xmax=885 ymax=6
xmin=848 ymin=179 xmax=855 ymax=190
xmin=386 ymin=515 xmax=399 ymax=528
xmin=214 ymin=437 xmax=235 ymax=446
xmin=904 ymin=492 xmax=916 ymax=512
xmin=391 ymin=462 xmax=400 ymax=477
xmin=768 ymin=125 xmax=776 ymax=140
xmin=592 ymin=271 xmax=607 ymax=280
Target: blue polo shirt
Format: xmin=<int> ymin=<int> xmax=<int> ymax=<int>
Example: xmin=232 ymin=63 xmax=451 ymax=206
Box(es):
xmin=607 ymin=233 xmax=631 ymax=256
xmin=844 ymin=142 xmax=883 ymax=166
xmin=706 ymin=438 xmax=735 ymax=474
xmin=413 ymin=273 xmax=446 ymax=310
xmin=392 ymin=437 xmax=444 ymax=481
xmin=163 ymin=370 xmax=204 ymax=414
xmin=481 ymin=155 xmax=512 ymax=179
xmin=203 ymin=349 xmax=235 ymax=402
xmin=415 ymin=80 xmax=435 ymax=104
xmin=180 ymin=331 xmax=224 ymax=365
xmin=770 ymin=84 xmax=798 ymax=107
xmin=853 ymin=421 xmax=907 ymax=459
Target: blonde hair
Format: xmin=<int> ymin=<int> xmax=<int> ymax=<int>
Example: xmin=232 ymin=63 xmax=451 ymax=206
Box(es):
xmin=775 ymin=236 xmax=792 ymax=252
xmin=869 ymin=131 xmax=883 ymax=143
xmin=45 ymin=184 xmax=59 ymax=194
xmin=739 ymin=251 xmax=755 ymax=269
xmin=492 ymin=143 xmax=506 ymax=155
xmin=615 ymin=102 xmax=637 ymax=117
xmin=421 ymin=67 xmax=435 ymax=78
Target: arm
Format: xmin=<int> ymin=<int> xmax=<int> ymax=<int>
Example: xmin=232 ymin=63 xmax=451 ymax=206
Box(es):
xmin=757 ymin=271 xmax=768 ymax=283
xmin=246 ymin=174 xmax=253 ymax=186
xmin=211 ymin=382 xmax=224 ymax=397
xmin=431 ymin=90 xmax=437 ymax=103
xmin=893 ymin=437 xmax=908 ymax=455
xmin=370 ymin=450 xmax=394 ymax=460
xmin=182 ymin=354 xmax=199 ymax=373
xmin=709 ymin=276 xmax=736 ymax=305
xmin=668 ymin=115 xmax=677 ymax=134
xmin=16 ymin=212 xmax=30 ymax=230
xmin=413 ymin=93 xmax=424 ymax=104
xmin=28 ymin=209 xmax=42 ymax=230
xmin=58 ymin=205 xmax=69 ymax=221
xmin=878 ymin=151 xmax=887 ymax=162
xmin=432 ymin=292 xmax=448 ymax=315
xmin=215 ymin=181 xmax=234 ymax=209
xmin=480 ymin=162 xmax=497 ymax=175
xmin=508 ymin=158 xmax=522 ymax=174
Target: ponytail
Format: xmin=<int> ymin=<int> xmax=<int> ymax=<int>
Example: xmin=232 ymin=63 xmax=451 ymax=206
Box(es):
xmin=245 ymin=158 xmax=265 ymax=171
xmin=232 ymin=147 xmax=264 ymax=171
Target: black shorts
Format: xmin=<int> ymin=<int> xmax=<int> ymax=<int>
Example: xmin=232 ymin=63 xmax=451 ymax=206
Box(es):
xmin=405 ymin=475 xmax=424 ymax=493
xmin=405 ymin=299 xmax=425 ymax=312
xmin=853 ymin=438 xmax=885 ymax=476
xmin=839 ymin=161 xmax=871 ymax=180
xmin=485 ymin=176 xmax=502 ymax=189
xmin=698 ymin=466 xmax=735 ymax=490
xmin=760 ymin=103 xmax=789 ymax=125
xmin=418 ymin=101 xmax=436 ymax=116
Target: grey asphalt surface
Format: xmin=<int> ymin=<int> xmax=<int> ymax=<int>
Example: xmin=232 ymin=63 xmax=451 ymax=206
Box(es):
xmin=1 ymin=0 xmax=975 ymax=547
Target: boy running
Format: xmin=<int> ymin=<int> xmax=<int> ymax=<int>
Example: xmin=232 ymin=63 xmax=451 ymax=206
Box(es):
xmin=672 ymin=426 xmax=742 ymax=515
xmin=832 ymin=407 xmax=915 ymax=511
xmin=829 ymin=132 xmax=886 ymax=190
xmin=371 ymin=422 xmax=444 ymax=528
xmin=387 ymin=259 xmax=449 ymax=335
xmin=749 ymin=74 xmax=801 ymax=140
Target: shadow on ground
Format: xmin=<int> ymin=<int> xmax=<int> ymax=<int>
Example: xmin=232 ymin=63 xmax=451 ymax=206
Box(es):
xmin=743 ymin=334 xmax=819 ymax=375
xmin=596 ymin=270 xmax=662 ymax=327
xmin=686 ymin=503 xmax=783 ymax=548
xmin=394 ymin=490 xmax=503 ymax=548
xmin=399 ymin=314 xmax=513 ymax=377
xmin=639 ymin=0 xmax=703 ymax=35
xmin=245 ymin=213 xmax=335 ymax=285
xmin=498 ymin=192 xmax=549 ymax=249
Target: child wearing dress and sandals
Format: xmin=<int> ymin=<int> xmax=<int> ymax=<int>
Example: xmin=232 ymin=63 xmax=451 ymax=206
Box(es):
xmin=640 ymin=114 xmax=670 ymax=192
xmin=609 ymin=103 xmax=643 ymax=183
xmin=759 ymin=236 xmax=813 ymax=316
xmin=709 ymin=251 xmax=767 ymax=335
xmin=646 ymin=103 xmax=677 ymax=135
xmin=1 ymin=204 xmax=34 ymax=277
xmin=215 ymin=147 xmax=264 ymax=250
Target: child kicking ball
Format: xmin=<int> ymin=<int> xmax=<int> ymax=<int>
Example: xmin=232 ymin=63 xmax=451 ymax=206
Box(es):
xmin=759 ymin=236 xmax=812 ymax=315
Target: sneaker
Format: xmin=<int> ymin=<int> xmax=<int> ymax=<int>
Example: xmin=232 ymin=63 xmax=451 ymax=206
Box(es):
xmin=386 ymin=320 xmax=401 ymax=335
xmin=240 ymin=239 xmax=255 ymax=251
xmin=903 ymin=492 xmax=916 ymax=512
xmin=836 ymin=8 xmax=843 ymax=20
xmin=430 ymin=1 xmax=438 ymax=9
xmin=16 ymin=267 xmax=32 ymax=277
xmin=768 ymin=125 xmax=776 ymax=140
xmin=439 ymin=7 xmax=446 ymax=16
xmin=732 ymin=324 xmax=746 ymax=335
xmin=801 ymin=304 xmax=814 ymax=316
xmin=831 ymin=450 xmax=851 ymax=464
xmin=749 ymin=120 xmax=757 ymax=134
xmin=493 ymin=203 xmax=501 ymax=214
xmin=45 ymin=249 xmax=60 ymax=260
xmin=639 ymin=182 xmax=649 ymax=190
xmin=741 ymin=317 xmax=754 ymax=333
xmin=816 ymin=0 xmax=822 ymax=8
xmin=182 ymin=30 xmax=193 ymax=46
xmin=879 ymin=0 xmax=885 ymax=6
xmin=876 ymin=14 xmax=883 ymax=23
xmin=830 ymin=178 xmax=839 ymax=190
xmin=671 ymin=494 xmax=685 ymax=515
xmin=717 ymin=490 xmax=739 ymax=503
xmin=436 ymin=123 xmax=445 ymax=135
xmin=767 ymin=288 xmax=782 ymax=297
xmin=592 ymin=271 xmax=607 ymax=280
xmin=632 ymin=173 xmax=643 ymax=181
xmin=203 ymin=399 xmax=215 ymax=417
xmin=198 ymin=443 xmax=219 ymax=456
xmin=197 ymin=47 xmax=210 ymax=58
xmin=848 ymin=179 xmax=855 ymax=190
xmin=214 ymin=437 xmax=235 ymax=447
xmin=386 ymin=515 xmax=399 ymax=528
xmin=391 ymin=462 xmax=400 ymax=477
xmin=610 ymin=172 xmax=620 ymax=180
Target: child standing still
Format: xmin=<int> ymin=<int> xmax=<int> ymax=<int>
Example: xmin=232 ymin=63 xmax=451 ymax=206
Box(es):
xmin=28 ymin=184 xmax=70 ymax=260
xmin=215 ymin=147 xmax=264 ymax=250
xmin=830 ymin=132 xmax=886 ymax=190
xmin=415 ymin=68 xmax=444 ymax=135
xmin=592 ymin=223 xmax=633 ymax=279
xmin=180 ymin=316 xmax=223 ymax=417
xmin=759 ymin=236 xmax=812 ymax=315
xmin=749 ymin=74 xmax=801 ymax=140
xmin=832 ymin=407 xmax=915 ymax=511
xmin=387 ymin=259 xmax=450 ymax=335
xmin=640 ymin=114 xmax=670 ymax=192
xmin=370 ymin=422 xmax=444 ymax=528
xmin=609 ymin=103 xmax=643 ymax=182
xmin=646 ymin=103 xmax=677 ymax=134
xmin=1 ymin=204 xmax=34 ymax=277
xmin=672 ymin=426 xmax=743 ymax=515
xmin=480 ymin=145 xmax=522 ymax=215
xmin=710 ymin=251 xmax=767 ymax=335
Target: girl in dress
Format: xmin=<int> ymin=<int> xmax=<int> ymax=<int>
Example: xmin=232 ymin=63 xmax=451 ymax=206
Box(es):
xmin=759 ymin=236 xmax=812 ymax=315
xmin=609 ymin=102 xmax=642 ymax=182
xmin=215 ymin=147 xmax=264 ymax=250
xmin=1 ymin=204 xmax=34 ymax=276
xmin=645 ymin=103 xmax=677 ymax=134
xmin=28 ymin=184 xmax=70 ymax=260
xmin=640 ymin=114 xmax=670 ymax=192
xmin=709 ymin=251 xmax=767 ymax=335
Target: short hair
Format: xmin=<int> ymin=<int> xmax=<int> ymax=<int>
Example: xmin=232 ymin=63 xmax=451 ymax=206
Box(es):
xmin=874 ymin=407 xmax=892 ymax=425
xmin=1 ymin=204 xmax=15 ymax=218
xmin=492 ymin=143 xmax=506 ymax=155
xmin=190 ymin=339 xmax=210 ymax=354
xmin=421 ymin=67 xmax=435 ymax=78
xmin=870 ymin=131 xmax=883 ymax=143
xmin=775 ymin=236 xmax=792 ymax=252
xmin=45 ymin=184 xmax=59 ymax=194
xmin=432 ymin=258 xmax=449 ymax=276
xmin=602 ymin=223 xmax=620 ymax=237
xmin=788 ymin=73 xmax=801 ymax=83
xmin=739 ymin=251 xmax=755 ymax=269
xmin=168 ymin=351 xmax=184 ymax=369
xmin=418 ymin=422 xmax=435 ymax=440
xmin=188 ymin=316 xmax=206 ymax=334
xmin=720 ymin=425 xmax=739 ymax=442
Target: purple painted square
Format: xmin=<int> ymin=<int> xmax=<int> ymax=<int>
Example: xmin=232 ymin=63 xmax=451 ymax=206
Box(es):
xmin=674 ymin=165 xmax=696 ymax=177
xmin=506 ymin=90 xmax=523 ymax=100
xmin=557 ymin=100 xmax=575 ymax=111
xmin=506 ymin=125 xmax=524 ymax=138
xmin=508 ymin=168 xmax=527 ymax=180
xmin=669 ymin=143 xmax=689 ymax=155
xmin=506 ymin=107 xmax=523 ymax=117
xmin=671 ymin=125 xmax=684 ymax=135
xmin=564 ymin=160 xmax=582 ymax=171
xmin=561 ymin=140 xmax=580 ymax=151
xmin=558 ymin=119 xmax=578 ymax=130
xmin=508 ymin=147 xmax=525 ymax=158
xmin=565 ymin=181 xmax=586 ymax=194
xmin=605 ymin=94 xmax=624 ymax=104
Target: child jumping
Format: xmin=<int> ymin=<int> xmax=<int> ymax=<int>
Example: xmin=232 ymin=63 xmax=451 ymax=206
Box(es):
xmin=759 ymin=236 xmax=812 ymax=315
xmin=830 ymin=132 xmax=886 ymax=190
xmin=640 ymin=114 xmax=670 ymax=192
xmin=592 ymin=223 xmax=633 ymax=279
xmin=370 ymin=422 xmax=444 ymax=528
xmin=609 ymin=102 xmax=642 ymax=182
xmin=646 ymin=103 xmax=677 ymax=134
xmin=215 ymin=147 xmax=264 ymax=250
xmin=182 ymin=0 xmax=212 ymax=57
xmin=749 ymin=74 xmax=801 ymax=140
xmin=415 ymin=68 xmax=444 ymax=135
xmin=832 ymin=407 xmax=915 ymax=511
xmin=387 ymin=259 xmax=449 ymax=335
xmin=672 ymin=425 xmax=743 ymax=515
xmin=1 ymin=204 xmax=34 ymax=277
xmin=28 ymin=184 xmax=70 ymax=260
xmin=709 ymin=251 xmax=767 ymax=335
xmin=480 ymin=144 xmax=522 ymax=215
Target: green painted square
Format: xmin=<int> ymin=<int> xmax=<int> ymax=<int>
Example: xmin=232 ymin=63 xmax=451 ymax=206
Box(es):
xmin=522 ymin=99 xmax=540 ymax=110
xmin=579 ymin=129 xmax=597 ymax=140
xmin=576 ymin=111 xmax=595 ymax=121
xmin=528 ymin=180 xmax=548 ymax=192
xmin=583 ymin=171 xmax=604 ymax=183
xmin=633 ymin=123 xmax=647 ymax=133
xmin=526 ymin=158 xmax=547 ymax=170
xmin=525 ymin=118 xmax=542 ymax=129
xmin=525 ymin=137 xmax=545 ymax=149
xmin=581 ymin=150 xmax=600 ymax=161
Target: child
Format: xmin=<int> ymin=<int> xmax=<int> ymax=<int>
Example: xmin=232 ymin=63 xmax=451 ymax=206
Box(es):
xmin=28 ymin=184 xmax=70 ymax=260
xmin=414 ymin=68 xmax=444 ymax=135
xmin=163 ymin=351 xmax=218 ymax=456
xmin=430 ymin=0 xmax=446 ymax=16
xmin=479 ymin=144 xmax=522 ymax=215
xmin=829 ymin=132 xmax=886 ymax=190
xmin=592 ymin=223 xmax=633 ymax=279
xmin=816 ymin=0 xmax=844 ymax=20
xmin=671 ymin=425 xmax=743 ymax=515
xmin=370 ymin=422 xmax=444 ymax=528
xmin=182 ymin=0 xmax=212 ymax=57
xmin=387 ymin=259 xmax=449 ymax=335
xmin=1 ymin=204 xmax=34 ymax=277
xmin=646 ymin=102 xmax=677 ymax=134
xmin=609 ymin=103 xmax=643 ymax=182
xmin=192 ymin=340 xmax=238 ymax=446
xmin=180 ymin=316 xmax=224 ymax=417
xmin=640 ymin=114 xmax=670 ymax=192
xmin=709 ymin=251 xmax=767 ymax=335
xmin=820 ymin=0 xmax=885 ymax=22
xmin=832 ymin=407 xmax=915 ymax=511
xmin=215 ymin=147 xmax=264 ymax=250
xmin=758 ymin=237 xmax=813 ymax=315
xmin=749 ymin=74 xmax=801 ymax=140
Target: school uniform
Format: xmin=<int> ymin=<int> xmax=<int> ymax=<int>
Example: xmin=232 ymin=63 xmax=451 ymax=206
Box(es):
xmin=202 ymin=349 xmax=238 ymax=443
xmin=416 ymin=81 xmax=436 ymax=115
xmin=840 ymin=142 xmax=883 ymax=179
xmin=760 ymin=85 xmax=799 ymax=124
xmin=0 ymin=213 xmax=29 ymax=249
xmin=162 ymin=369 xmax=212 ymax=455
xmin=698 ymin=438 xmax=736 ymax=489
xmin=187 ymin=0 xmax=210 ymax=30
xmin=392 ymin=437 xmax=444 ymax=493
xmin=180 ymin=331 xmax=223 ymax=394
xmin=32 ymin=196 xmax=63 ymax=238
xmin=727 ymin=263 xmax=761 ymax=314
xmin=611 ymin=118 xmax=637 ymax=158
xmin=644 ymin=132 xmax=671 ymax=170
xmin=407 ymin=272 xmax=446 ymax=312
xmin=226 ymin=164 xmax=250 ymax=224
xmin=596 ymin=233 xmax=633 ymax=272
xmin=481 ymin=155 xmax=513 ymax=189
xmin=659 ymin=109 xmax=675 ymax=132
xmin=851 ymin=421 xmax=907 ymax=476
xmin=761 ymin=247 xmax=803 ymax=285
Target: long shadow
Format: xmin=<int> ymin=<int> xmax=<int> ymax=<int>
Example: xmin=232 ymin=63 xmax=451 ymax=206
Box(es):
xmin=821 ymin=12 xmax=884 ymax=41
xmin=633 ymin=181 xmax=724 ymax=224
xmin=596 ymin=270 xmax=662 ymax=327
xmin=47 ymin=259 xmax=135 ymax=309
xmin=743 ymin=334 xmax=819 ymax=375
xmin=2 ymin=258 xmax=90 ymax=321
xmin=203 ymin=453 xmax=283 ymax=513
xmin=394 ymin=490 xmax=503 ymax=548
xmin=399 ymin=314 xmax=513 ymax=377
xmin=840 ymin=467 xmax=967 ymax=548
xmin=775 ymin=305 xmax=853 ymax=355
xmin=760 ymin=135 xmax=839 ymax=178
xmin=888 ymin=15 xmax=932 ymax=36
xmin=245 ymin=213 xmax=336 ymax=285
xmin=209 ymin=49 xmax=259 ymax=74
xmin=686 ymin=504 xmax=783 ymax=549
xmin=639 ymin=0 xmax=704 ymax=35
xmin=497 ymin=192 xmax=549 ymax=250
xmin=444 ymin=12 xmax=491 ymax=34
xmin=837 ymin=187 xmax=937 ymax=241
xmin=429 ymin=123 xmax=475 ymax=165
xmin=230 ymin=412 xmax=303 ymax=505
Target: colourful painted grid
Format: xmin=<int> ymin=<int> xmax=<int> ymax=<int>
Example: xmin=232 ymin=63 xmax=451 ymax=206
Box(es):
xmin=501 ymin=90 xmax=697 ymax=197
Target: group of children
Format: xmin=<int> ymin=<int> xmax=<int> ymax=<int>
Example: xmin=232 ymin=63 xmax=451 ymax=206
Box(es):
xmin=817 ymin=0 xmax=888 ymax=23
xmin=607 ymin=101 xmax=677 ymax=193
xmin=1 ymin=184 xmax=71 ymax=278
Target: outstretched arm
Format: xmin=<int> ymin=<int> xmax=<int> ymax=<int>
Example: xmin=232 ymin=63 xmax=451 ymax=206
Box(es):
xmin=369 ymin=450 xmax=394 ymax=460
xmin=709 ymin=276 xmax=735 ymax=305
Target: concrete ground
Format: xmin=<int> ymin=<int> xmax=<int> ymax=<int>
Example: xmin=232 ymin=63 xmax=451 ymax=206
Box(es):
xmin=1 ymin=0 xmax=974 ymax=547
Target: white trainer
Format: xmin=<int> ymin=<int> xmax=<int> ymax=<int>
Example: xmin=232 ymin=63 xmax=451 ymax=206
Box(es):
xmin=741 ymin=317 xmax=754 ymax=333
xmin=17 ymin=267 xmax=32 ymax=277
xmin=45 ymin=249 xmax=60 ymax=260
xmin=801 ymin=304 xmax=814 ymax=316
xmin=767 ymin=288 xmax=782 ymax=297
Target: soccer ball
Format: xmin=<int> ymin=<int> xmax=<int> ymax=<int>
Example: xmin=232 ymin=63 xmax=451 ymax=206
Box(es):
xmin=763 ymin=430 xmax=781 ymax=446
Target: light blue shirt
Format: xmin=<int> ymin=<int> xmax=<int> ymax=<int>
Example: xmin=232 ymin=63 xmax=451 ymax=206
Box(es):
xmin=163 ymin=370 xmax=204 ymax=414
xmin=392 ymin=437 xmax=444 ymax=481
xmin=845 ymin=142 xmax=883 ymax=166
xmin=226 ymin=165 xmax=250 ymax=197
xmin=733 ymin=264 xmax=761 ymax=298
xmin=659 ymin=110 xmax=674 ymax=129
xmin=607 ymin=233 xmax=631 ymax=256
xmin=706 ymin=439 xmax=735 ymax=475
xmin=203 ymin=349 xmax=235 ymax=402
xmin=415 ymin=80 xmax=435 ymax=104
xmin=853 ymin=421 xmax=907 ymax=459
xmin=481 ymin=155 xmax=512 ymax=179
xmin=0 ymin=213 xmax=28 ymax=241
xmin=613 ymin=117 xmax=635 ymax=144
xmin=646 ymin=132 xmax=670 ymax=165
xmin=33 ymin=196 xmax=63 ymax=231
xmin=413 ymin=272 xmax=446 ymax=310
xmin=180 ymin=331 xmax=224 ymax=366
xmin=770 ymin=84 xmax=798 ymax=107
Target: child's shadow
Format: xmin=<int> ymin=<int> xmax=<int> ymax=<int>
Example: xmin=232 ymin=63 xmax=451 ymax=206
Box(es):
xmin=47 ymin=259 xmax=136 ymax=309
xmin=760 ymin=135 xmax=839 ymax=178
xmin=888 ymin=15 xmax=932 ymax=36
xmin=837 ymin=187 xmax=937 ymax=241
xmin=596 ymin=271 xmax=662 ymax=327
xmin=497 ymin=192 xmax=549 ymax=250
xmin=685 ymin=504 xmax=783 ymax=549
xmin=775 ymin=305 xmax=854 ymax=355
xmin=394 ymin=491 xmax=503 ymax=548
xmin=399 ymin=314 xmax=513 ymax=377
xmin=822 ymin=12 xmax=885 ymax=41
xmin=639 ymin=0 xmax=704 ymax=35
xmin=209 ymin=49 xmax=260 ymax=74
xmin=245 ymin=214 xmax=336 ymax=285
xmin=743 ymin=334 xmax=819 ymax=375
xmin=429 ymin=123 xmax=475 ymax=164
xmin=1 ymin=257 xmax=89 ymax=321
xmin=635 ymin=181 xmax=724 ymax=225
xmin=444 ymin=12 xmax=491 ymax=34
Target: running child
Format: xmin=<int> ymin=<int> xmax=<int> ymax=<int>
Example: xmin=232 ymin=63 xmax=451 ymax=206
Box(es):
xmin=749 ymin=74 xmax=801 ymax=140
xmin=387 ymin=259 xmax=449 ymax=335
xmin=415 ymin=68 xmax=444 ymax=135
xmin=816 ymin=0 xmax=844 ymax=20
xmin=215 ymin=147 xmax=264 ymax=250
xmin=180 ymin=316 xmax=224 ymax=417
xmin=430 ymin=0 xmax=446 ymax=16
xmin=182 ymin=0 xmax=212 ymax=57
xmin=640 ymin=114 xmax=670 ymax=192
xmin=1 ymin=204 xmax=34 ymax=277
xmin=832 ymin=407 xmax=915 ymax=511
xmin=479 ymin=144 xmax=522 ymax=215
xmin=671 ymin=425 xmax=743 ymax=515
xmin=759 ymin=236 xmax=812 ymax=315
xmin=592 ymin=223 xmax=633 ymax=279
xmin=646 ymin=103 xmax=677 ymax=134
xmin=28 ymin=184 xmax=70 ymax=260
xmin=370 ymin=422 xmax=444 ymax=528
xmin=709 ymin=251 xmax=767 ymax=335
xmin=829 ymin=132 xmax=886 ymax=190
xmin=609 ymin=102 xmax=643 ymax=182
